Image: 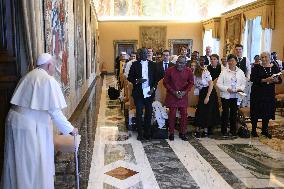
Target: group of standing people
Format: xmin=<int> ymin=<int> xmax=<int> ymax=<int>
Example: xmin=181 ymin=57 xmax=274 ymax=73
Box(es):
xmin=125 ymin=44 xmax=282 ymax=141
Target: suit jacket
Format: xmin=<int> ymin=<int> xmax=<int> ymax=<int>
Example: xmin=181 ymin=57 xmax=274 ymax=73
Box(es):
xmin=204 ymin=55 xmax=210 ymax=66
xmin=128 ymin=60 xmax=158 ymax=100
xmin=156 ymin=61 xmax=174 ymax=81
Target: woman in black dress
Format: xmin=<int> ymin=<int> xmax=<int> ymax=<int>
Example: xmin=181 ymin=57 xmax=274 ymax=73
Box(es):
xmin=194 ymin=56 xmax=220 ymax=137
xmin=250 ymin=52 xmax=282 ymax=138
xmin=207 ymin=54 xmax=222 ymax=81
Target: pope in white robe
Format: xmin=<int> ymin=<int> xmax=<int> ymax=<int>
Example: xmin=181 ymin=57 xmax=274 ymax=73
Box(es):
xmin=0 ymin=53 xmax=78 ymax=189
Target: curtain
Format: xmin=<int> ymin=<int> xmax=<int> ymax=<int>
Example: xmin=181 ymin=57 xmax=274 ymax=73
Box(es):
xmin=19 ymin=0 xmax=44 ymax=70
xmin=250 ymin=16 xmax=262 ymax=62
xmin=261 ymin=5 xmax=275 ymax=30
xmin=243 ymin=16 xmax=262 ymax=62
xmin=261 ymin=28 xmax=272 ymax=52
xmin=242 ymin=21 xmax=249 ymax=58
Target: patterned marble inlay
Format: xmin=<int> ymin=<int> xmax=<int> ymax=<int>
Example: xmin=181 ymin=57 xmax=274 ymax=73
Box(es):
xmin=107 ymin=132 xmax=129 ymax=141
xmin=128 ymin=182 xmax=143 ymax=189
xmin=142 ymin=140 xmax=199 ymax=189
xmin=103 ymin=183 xmax=119 ymax=189
xmin=107 ymin=100 xmax=121 ymax=106
xmin=104 ymin=144 xmax=137 ymax=165
xmin=105 ymin=166 xmax=138 ymax=180
xmin=107 ymin=105 xmax=121 ymax=109
xmin=107 ymin=116 xmax=124 ymax=121
xmin=105 ymin=108 xmax=123 ymax=116
xmin=103 ymin=182 xmax=143 ymax=189
xmin=218 ymin=144 xmax=284 ymax=179
xmin=188 ymin=137 xmax=246 ymax=188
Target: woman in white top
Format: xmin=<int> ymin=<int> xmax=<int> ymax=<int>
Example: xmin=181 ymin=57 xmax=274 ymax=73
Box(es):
xmin=194 ymin=56 xmax=220 ymax=137
xmin=217 ymin=54 xmax=246 ymax=136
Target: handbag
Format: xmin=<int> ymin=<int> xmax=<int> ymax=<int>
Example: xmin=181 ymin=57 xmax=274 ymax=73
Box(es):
xmin=236 ymin=110 xmax=250 ymax=138
xmin=108 ymin=86 xmax=120 ymax=100
xmin=151 ymin=121 xmax=168 ymax=139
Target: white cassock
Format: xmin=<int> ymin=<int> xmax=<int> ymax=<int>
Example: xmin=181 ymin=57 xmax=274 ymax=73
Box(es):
xmin=1 ymin=68 xmax=74 ymax=189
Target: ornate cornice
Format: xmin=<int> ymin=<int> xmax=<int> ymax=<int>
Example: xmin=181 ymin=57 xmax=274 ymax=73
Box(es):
xmin=201 ymin=17 xmax=221 ymax=25
xmin=222 ymin=0 xmax=276 ymax=16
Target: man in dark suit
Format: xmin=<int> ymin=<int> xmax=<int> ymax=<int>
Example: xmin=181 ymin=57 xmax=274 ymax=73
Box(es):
xmin=204 ymin=46 xmax=212 ymax=66
xmin=128 ymin=48 xmax=158 ymax=140
xmin=156 ymin=49 xmax=174 ymax=81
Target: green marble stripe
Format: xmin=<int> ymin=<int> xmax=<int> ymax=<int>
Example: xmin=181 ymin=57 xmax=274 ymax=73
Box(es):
xmin=218 ymin=144 xmax=284 ymax=179
xmin=142 ymin=140 xmax=199 ymax=189
xmin=188 ymin=137 xmax=247 ymax=189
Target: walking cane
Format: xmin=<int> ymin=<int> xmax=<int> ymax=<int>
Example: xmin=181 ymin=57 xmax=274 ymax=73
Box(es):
xmin=74 ymin=134 xmax=80 ymax=189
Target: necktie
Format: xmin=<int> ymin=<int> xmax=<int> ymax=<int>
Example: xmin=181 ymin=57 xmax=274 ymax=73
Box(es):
xmin=164 ymin=63 xmax=168 ymax=71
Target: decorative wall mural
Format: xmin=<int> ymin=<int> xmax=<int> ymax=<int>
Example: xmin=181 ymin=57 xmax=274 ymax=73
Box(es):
xmin=44 ymin=0 xmax=70 ymax=95
xmin=74 ymin=0 xmax=85 ymax=88
xmin=140 ymin=26 xmax=166 ymax=52
xmin=224 ymin=14 xmax=242 ymax=55
xmin=91 ymin=11 xmax=96 ymax=73
xmin=114 ymin=0 xmax=129 ymax=16
xmin=85 ymin=0 xmax=91 ymax=79
xmin=94 ymin=0 xmax=256 ymax=20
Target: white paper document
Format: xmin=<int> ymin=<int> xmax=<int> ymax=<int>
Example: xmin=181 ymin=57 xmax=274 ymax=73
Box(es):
xmin=238 ymin=92 xmax=247 ymax=97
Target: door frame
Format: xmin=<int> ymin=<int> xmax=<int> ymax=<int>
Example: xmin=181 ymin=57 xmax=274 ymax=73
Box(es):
xmin=113 ymin=40 xmax=138 ymax=73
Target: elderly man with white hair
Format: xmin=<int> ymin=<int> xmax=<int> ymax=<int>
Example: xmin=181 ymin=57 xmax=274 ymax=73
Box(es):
xmin=1 ymin=53 xmax=78 ymax=189
xmin=204 ymin=46 xmax=212 ymax=66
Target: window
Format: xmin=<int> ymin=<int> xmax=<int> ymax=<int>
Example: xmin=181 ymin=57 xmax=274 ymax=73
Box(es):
xmin=203 ymin=29 xmax=220 ymax=55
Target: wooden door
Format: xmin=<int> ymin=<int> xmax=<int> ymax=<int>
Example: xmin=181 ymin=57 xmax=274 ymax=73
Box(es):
xmin=0 ymin=0 xmax=21 ymax=178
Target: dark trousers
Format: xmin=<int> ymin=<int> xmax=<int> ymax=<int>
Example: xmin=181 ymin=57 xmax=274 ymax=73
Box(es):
xmin=134 ymin=97 xmax=153 ymax=136
xmin=251 ymin=117 xmax=269 ymax=133
xmin=221 ymin=98 xmax=238 ymax=135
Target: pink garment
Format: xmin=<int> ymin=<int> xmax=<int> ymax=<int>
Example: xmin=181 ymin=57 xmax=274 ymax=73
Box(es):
xmin=163 ymin=66 xmax=194 ymax=108
xmin=168 ymin=107 xmax=187 ymax=134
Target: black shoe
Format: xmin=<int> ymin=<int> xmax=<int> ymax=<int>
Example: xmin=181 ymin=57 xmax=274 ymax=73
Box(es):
xmin=194 ymin=131 xmax=201 ymax=138
xmin=180 ymin=134 xmax=188 ymax=141
xmin=230 ymin=132 xmax=237 ymax=136
xmin=261 ymin=131 xmax=272 ymax=139
xmin=251 ymin=131 xmax=259 ymax=137
xmin=201 ymin=131 xmax=208 ymax=138
xmin=169 ymin=134 xmax=174 ymax=141
xmin=137 ymin=135 xmax=144 ymax=141
xmin=222 ymin=132 xmax=229 ymax=137
xmin=143 ymin=134 xmax=151 ymax=140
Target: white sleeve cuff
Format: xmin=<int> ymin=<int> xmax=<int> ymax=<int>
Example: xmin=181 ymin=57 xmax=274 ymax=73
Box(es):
xmin=48 ymin=109 xmax=74 ymax=135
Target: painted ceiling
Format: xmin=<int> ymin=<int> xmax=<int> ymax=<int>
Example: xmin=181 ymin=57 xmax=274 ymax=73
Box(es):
xmin=93 ymin=0 xmax=256 ymax=21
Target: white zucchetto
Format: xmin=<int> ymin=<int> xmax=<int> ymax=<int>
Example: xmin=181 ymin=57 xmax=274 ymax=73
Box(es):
xmin=37 ymin=53 xmax=53 ymax=66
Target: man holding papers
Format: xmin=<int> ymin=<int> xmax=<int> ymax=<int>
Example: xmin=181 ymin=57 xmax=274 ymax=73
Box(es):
xmin=128 ymin=48 xmax=158 ymax=140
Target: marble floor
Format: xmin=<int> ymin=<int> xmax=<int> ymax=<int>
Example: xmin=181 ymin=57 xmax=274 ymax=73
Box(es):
xmin=87 ymin=75 xmax=284 ymax=189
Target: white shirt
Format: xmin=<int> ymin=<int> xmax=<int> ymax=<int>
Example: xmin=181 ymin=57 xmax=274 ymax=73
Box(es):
xmin=216 ymin=67 xmax=246 ymax=99
xmin=206 ymin=55 xmax=211 ymax=65
xmin=194 ymin=70 xmax=212 ymax=89
xmin=237 ymin=57 xmax=251 ymax=78
xmin=141 ymin=60 xmax=150 ymax=98
xmin=163 ymin=61 xmax=169 ymax=71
